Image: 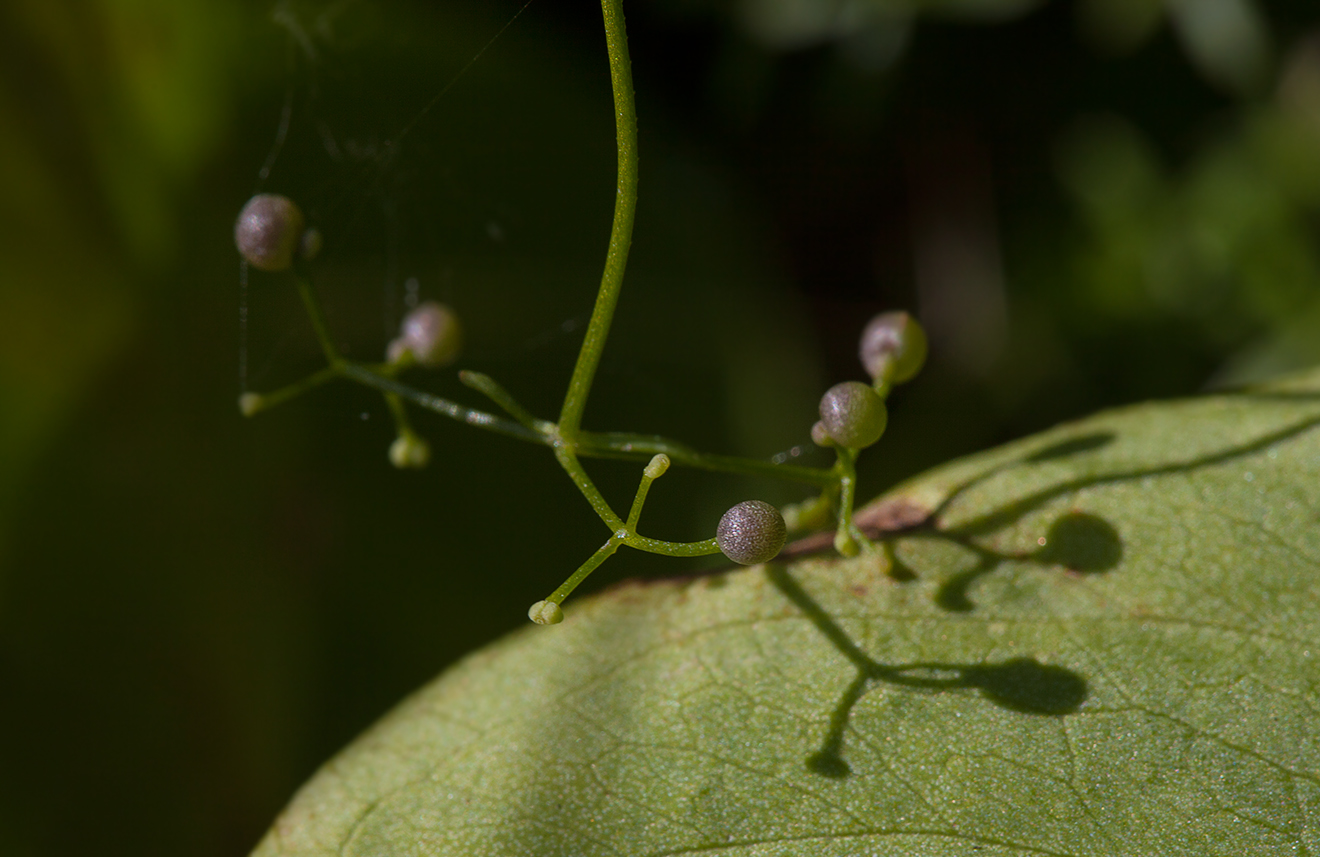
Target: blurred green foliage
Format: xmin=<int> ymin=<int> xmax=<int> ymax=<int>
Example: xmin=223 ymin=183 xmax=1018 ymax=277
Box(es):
xmin=0 ymin=0 xmax=1316 ymax=855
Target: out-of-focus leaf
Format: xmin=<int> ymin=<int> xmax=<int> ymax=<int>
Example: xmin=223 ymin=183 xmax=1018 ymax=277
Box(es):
xmin=1167 ymin=0 xmax=1271 ymax=95
xmin=253 ymin=368 xmax=1320 ymax=856
xmin=734 ymin=0 xmax=1042 ymax=55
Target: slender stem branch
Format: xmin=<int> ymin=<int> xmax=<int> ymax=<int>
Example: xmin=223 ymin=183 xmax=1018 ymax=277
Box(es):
xmin=241 ymin=364 xmax=339 ymax=415
xmin=626 ymin=455 xmax=665 ymax=529
xmin=553 ymin=446 xmax=627 ymax=530
xmin=293 ymin=270 xmax=340 ymax=364
xmin=383 ymin=391 xmax=416 ymax=438
xmin=339 ymin=362 xmax=545 ymax=444
xmin=459 ymin=370 xmax=547 ymax=431
xmin=832 ymin=447 xmax=872 ymax=556
xmin=545 ymin=539 xmax=622 ymax=605
xmin=623 ymin=535 xmax=721 ymax=556
xmin=578 ymin=431 xmax=835 ymax=487
xmin=557 ymin=0 xmax=638 ymax=441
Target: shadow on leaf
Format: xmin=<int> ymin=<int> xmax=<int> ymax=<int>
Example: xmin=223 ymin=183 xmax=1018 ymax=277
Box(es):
xmin=1023 ymin=431 xmax=1116 ymax=462
xmin=767 ymin=565 xmax=1088 ymax=779
xmin=934 ymin=510 xmax=1123 ymax=612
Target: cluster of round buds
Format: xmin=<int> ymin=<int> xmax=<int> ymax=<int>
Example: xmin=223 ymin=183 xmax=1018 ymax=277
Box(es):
xmin=811 ymin=311 xmax=926 ymax=451
xmin=717 ymin=500 xmax=787 ymax=565
xmin=859 ymin=311 xmax=927 ymax=386
xmin=387 ymin=301 xmax=463 ymax=368
xmin=234 ymin=194 xmax=320 ymax=272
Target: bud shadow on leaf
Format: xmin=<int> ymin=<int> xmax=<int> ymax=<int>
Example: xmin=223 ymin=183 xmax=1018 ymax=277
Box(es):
xmin=1035 ymin=511 xmax=1122 ymax=573
xmin=933 ymin=510 xmax=1123 ymax=612
xmin=766 ymin=566 xmax=1088 ymax=779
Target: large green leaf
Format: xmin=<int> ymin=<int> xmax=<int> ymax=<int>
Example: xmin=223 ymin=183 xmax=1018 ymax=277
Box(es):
xmin=253 ymin=371 xmax=1320 ymax=856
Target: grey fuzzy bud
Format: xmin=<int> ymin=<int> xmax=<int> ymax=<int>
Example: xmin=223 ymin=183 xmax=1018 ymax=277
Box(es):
xmin=717 ymin=500 xmax=787 ymax=566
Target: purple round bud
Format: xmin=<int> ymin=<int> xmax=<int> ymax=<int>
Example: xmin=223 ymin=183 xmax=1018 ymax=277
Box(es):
xmin=387 ymin=301 xmax=463 ymax=368
xmin=234 ymin=194 xmax=305 ymax=272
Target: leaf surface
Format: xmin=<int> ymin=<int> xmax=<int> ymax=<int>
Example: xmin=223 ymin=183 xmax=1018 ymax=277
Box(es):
xmin=254 ymin=373 xmax=1320 ymax=856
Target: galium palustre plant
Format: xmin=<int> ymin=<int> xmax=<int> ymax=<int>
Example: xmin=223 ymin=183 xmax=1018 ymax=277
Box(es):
xmin=234 ymin=0 xmax=927 ymax=625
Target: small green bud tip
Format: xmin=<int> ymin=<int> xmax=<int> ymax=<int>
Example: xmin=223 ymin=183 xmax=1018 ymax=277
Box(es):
xmin=386 ymin=301 xmax=463 ymax=368
xmin=819 ymin=381 xmax=888 ymax=449
xmin=717 ymin=500 xmax=787 ymax=566
xmin=238 ymin=392 xmax=263 ymax=417
xmin=644 ymin=453 xmax=671 ymax=479
xmin=235 ymin=194 xmax=305 ymax=272
xmin=810 ymin=420 xmax=832 ymax=447
xmin=299 ymin=228 xmax=323 ymax=262
xmin=389 ymin=435 xmax=431 ymax=469
xmin=859 ymin=311 xmax=927 ymax=384
xmin=529 ymin=600 xmax=564 ymax=625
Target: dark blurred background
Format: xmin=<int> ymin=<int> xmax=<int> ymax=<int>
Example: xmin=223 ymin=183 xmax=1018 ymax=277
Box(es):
xmin=1 ymin=0 xmax=1318 ymax=854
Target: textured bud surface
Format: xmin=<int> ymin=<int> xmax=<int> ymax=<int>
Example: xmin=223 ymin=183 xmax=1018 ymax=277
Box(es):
xmin=819 ymin=381 xmax=887 ymax=449
xmin=716 ymin=500 xmax=786 ymax=566
xmin=859 ymin=311 xmax=927 ymax=383
xmin=388 ymin=301 xmax=463 ymax=368
xmin=235 ymin=194 xmax=305 ymax=272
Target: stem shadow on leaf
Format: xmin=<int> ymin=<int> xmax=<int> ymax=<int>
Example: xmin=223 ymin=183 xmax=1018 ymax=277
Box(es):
xmin=940 ymin=411 xmax=1320 ymax=539
xmin=766 ymin=565 xmax=1088 ymax=779
xmin=933 ymin=510 xmax=1123 ymax=612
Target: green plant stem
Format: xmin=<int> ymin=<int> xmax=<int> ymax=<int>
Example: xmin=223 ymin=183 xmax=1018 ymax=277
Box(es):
xmin=578 ymin=431 xmax=835 ymax=487
xmin=626 ymin=461 xmax=660 ymax=530
xmin=293 ymin=270 xmax=340 ymax=364
xmin=252 ymin=357 xmax=837 ymax=486
xmin=338 ymin=362 xmax=543 ymax=444
xmin=554 ymin=446 xmax=627 ymax=530
xmin=383 ymin=390 xmax=417 ymax=440
xmin=623 ymin=535 xmax=720 ymax=556
xmin=832 ymin=447 xmax=872 ymax=556
xmin=242 ymin=365 xmax=339 ymax=414
xmin=459 ymin=371 xmax=548 ymax=431
xmin=557 ymin=0 xmax=638 ymax=442
xmin=545 ymin=539 xmax=621 ymax=605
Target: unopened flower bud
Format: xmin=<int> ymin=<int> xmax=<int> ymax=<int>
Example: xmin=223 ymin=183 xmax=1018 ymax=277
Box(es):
xmin=528 ymin=600 xmax=564 ymax=625
xmin=389 ymin=434 xmax=431 ymax=469
xmin=859 ymin=311 xmax=927 ymax=384
xmin=387 ymin=301 xmax=463 ymax=368
xmin=819 ymin=381 xmax=887 ymax=449
xmin=235 ymin=194 xmax=305 ymax=272
xmin=717 ymin=500 xmax=787 ymax=565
